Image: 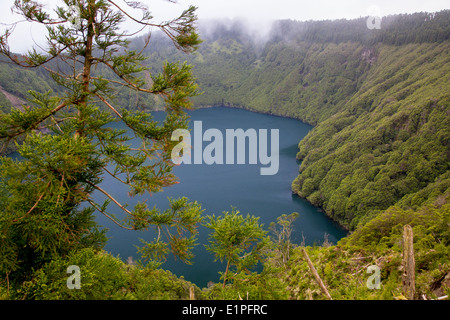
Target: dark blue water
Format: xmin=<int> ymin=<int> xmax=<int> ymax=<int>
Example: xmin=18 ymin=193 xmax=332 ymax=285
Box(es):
xmin=92 ymin=107 xmax=347 ymax=287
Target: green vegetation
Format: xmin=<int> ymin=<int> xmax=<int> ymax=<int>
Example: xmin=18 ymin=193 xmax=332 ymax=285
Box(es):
xmin=0 ymin=3 xmax=449 ymax=300
xmin=10 ymin=247 xmax=204 ymax=300
xmin=280 ymin=197 xmax=449 ymax=300
xmin=293 ymin=41 xmax=450 ymax=229
xmin=3 ymin=196 xmax=447 ymax=300
xmin=204 ymin=208 xmax=270 ymax=288
xmin=0 ymin=0 xmax=203 ymax=299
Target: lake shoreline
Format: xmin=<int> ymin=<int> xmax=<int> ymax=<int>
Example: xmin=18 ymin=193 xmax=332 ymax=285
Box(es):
xmin=95 ymin=107 xmax=347 ymax=286
xmin=192 ymin=104 xmax=349 ymax=233
xmin=192 ymin=103 xmax=316 ymax=127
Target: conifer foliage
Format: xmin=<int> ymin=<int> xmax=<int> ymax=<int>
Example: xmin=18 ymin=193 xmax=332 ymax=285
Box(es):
xmin=0 ymin=0 xmax=203 ymax=289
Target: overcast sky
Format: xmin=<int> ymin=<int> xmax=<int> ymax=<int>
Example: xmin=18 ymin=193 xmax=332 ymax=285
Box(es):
xmin=1 ymin=0 xmax=449 ymax=52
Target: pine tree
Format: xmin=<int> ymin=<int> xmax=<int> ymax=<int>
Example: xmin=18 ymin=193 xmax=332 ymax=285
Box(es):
xmin=204 ymin=208 xmax=270 ymax=288
xmin=0 ymin=0 xmax=203 ymax=289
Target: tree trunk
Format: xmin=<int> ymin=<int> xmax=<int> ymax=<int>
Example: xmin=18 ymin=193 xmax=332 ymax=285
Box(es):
xmin=402 ymin=224 xmax=415 ymax=300
xmin=78 ymin=0 xmax=96 ymax=138
xmin=222 ymin=260 xmax=231 ymax=288
xmin=301 ymin=247 xmax=332 ymax=300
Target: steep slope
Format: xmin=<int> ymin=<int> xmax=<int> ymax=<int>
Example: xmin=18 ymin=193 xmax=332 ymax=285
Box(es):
xmin=292 ymin=41 xmax=450 ymax=229
xmin=279 ymin=197 xmax=449 ymax=300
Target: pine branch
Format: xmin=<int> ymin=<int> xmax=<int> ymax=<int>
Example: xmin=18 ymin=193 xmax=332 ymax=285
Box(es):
xmin=86 ymin=181 xmax=133 ymax=216
xmin=87 ymin=199 xmax=134 ymax=230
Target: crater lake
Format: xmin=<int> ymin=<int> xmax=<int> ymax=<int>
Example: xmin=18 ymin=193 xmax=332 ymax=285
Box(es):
xmin=86 ymin=107 xmax=347 ymax=288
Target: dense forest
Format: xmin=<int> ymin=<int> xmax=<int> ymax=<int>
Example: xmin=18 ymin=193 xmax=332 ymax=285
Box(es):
xmin=0 ymin=6 xmax=449 ymax=300
xmin=123 ymin=11 xmax=450 ymax=230
xmin=151 ymin=11 xmax=450 ymax=231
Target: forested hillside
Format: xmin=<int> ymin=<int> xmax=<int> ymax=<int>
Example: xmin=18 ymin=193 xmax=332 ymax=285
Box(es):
xmin=1 ymin=11 xmax=448 ymax=230
xmin=292 ymin=41 xmax=449 ymax=229
xmin=140 ymin=11 xmax=450 ymax=231
xmin=0 ymin=9 xmax=449 ymax=300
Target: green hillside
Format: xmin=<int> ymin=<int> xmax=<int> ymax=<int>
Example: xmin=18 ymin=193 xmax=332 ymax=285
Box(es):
xmin=0 ymin=9 xmax=449 ymax=300
xmin=175 ymin=12 xmax=450 ymax=232
xmin=293 ymin=41 xmax=450 ymax=229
